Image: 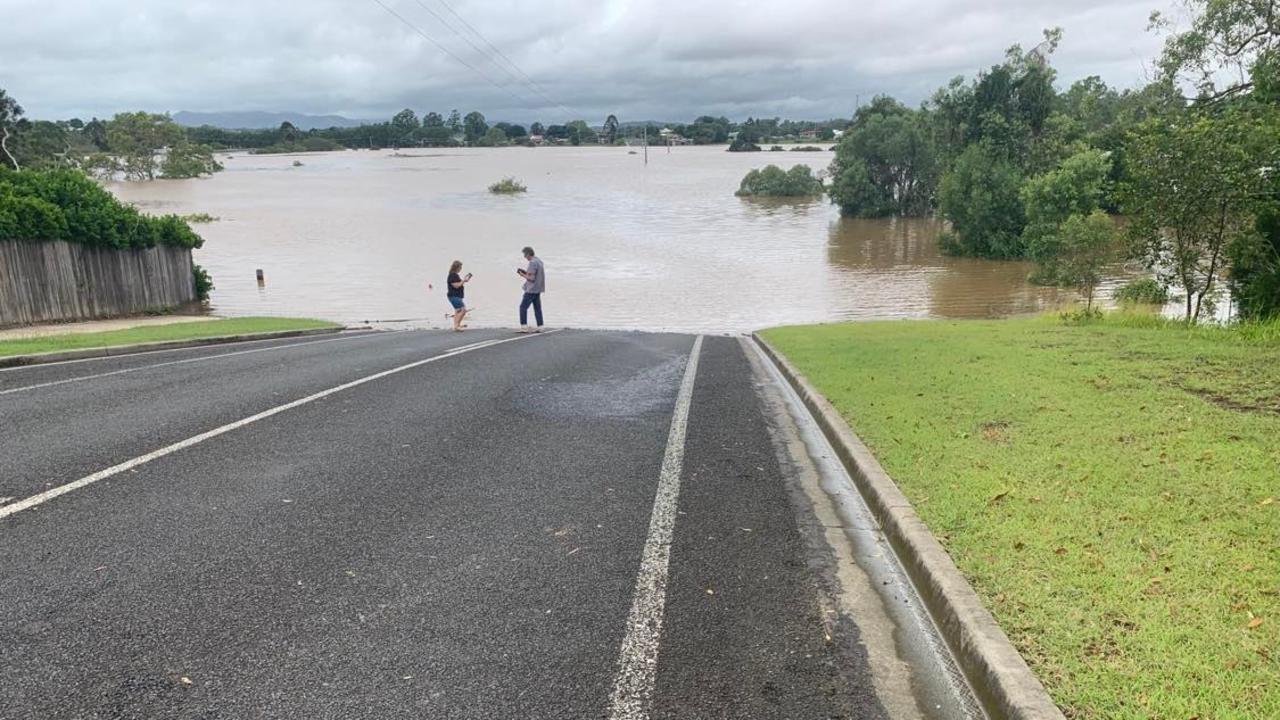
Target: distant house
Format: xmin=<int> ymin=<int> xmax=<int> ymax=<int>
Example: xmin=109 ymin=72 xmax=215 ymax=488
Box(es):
xmin=799 ymin=129 xmax=819 ymax=139
xmin=529 ymin=134 xmax=546 ymax=145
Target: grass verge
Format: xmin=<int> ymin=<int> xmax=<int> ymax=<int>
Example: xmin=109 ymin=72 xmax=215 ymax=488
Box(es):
xmin=762 ymin=315 xmax=1279 ymax=719
xmin=0 ymin=317 xmax=340 ymax=357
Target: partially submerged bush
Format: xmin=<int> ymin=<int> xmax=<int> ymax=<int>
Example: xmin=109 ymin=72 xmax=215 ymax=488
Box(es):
xmin=1114 ymin=277 xmax=1170 ymax=305
xmin=182 ymin=212 xmax=219 ymax=223
xmin=489 ymin=177 xmax=527 ymax=194
xmin=193 ymin=263 xmax=214 ymax=300
xmin=790 ymin=145 xmax=824 ymax=152
xmin=736 ymin=164 xmax=824 ymax=198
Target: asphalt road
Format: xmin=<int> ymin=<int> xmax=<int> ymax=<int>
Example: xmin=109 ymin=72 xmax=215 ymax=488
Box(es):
xmin=1 ymin=329 xmax=975 ymax=719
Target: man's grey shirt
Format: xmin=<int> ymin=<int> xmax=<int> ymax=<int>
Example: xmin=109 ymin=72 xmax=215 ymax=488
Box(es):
xmin=523 ymin=257 xmax=545 ymax=293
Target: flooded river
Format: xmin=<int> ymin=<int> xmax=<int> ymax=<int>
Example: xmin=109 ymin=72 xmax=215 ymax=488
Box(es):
xmin=110 ymin=146 xmax=1099 ymax=332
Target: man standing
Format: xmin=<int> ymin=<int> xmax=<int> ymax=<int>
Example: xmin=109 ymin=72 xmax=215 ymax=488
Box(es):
xmin=516 ymin=246 xmax=545 ymax=332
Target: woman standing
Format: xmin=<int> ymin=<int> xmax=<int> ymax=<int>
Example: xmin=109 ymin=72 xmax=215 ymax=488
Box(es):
xmin=446 ymin=260 xmax=472 ymax=331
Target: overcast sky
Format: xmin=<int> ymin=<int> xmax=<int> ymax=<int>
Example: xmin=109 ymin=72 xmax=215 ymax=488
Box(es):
xmin=1 ymin=0 xmax=1183 ymax=124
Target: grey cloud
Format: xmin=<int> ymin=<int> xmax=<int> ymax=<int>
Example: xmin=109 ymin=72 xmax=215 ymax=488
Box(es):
xmin=0 ymin=0 xmax=1177 ymax=123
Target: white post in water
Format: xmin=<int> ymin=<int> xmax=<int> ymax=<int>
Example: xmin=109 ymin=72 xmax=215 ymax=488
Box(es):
xmin=643 ymin=126 xmax=648 ymax=166
xmin=256 ymin=269 xmax=265 ymax=287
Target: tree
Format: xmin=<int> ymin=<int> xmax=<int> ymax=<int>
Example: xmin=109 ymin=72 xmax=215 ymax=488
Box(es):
xmin=82 ymin=118 xmax=109 ymax=151
xmin=391 ymin=108 xmax=419 ymax=143
xmin=603 ymin=114 xmax=620 ymax=144
xmin=161 ymin=141 xmax=222 ymax=178
xmin=106 ymin=112 xmax=184 ymax=181
xmin=1020 ymin=148 xmax=1112 ymax=278
xmin=828 ymin=97 xmax=937 ymax=217
xmin=1123 ymin=109 xmax=1277 ymax=321
xmin=463 ymin=111 xmax=488 ymax=144
xmin=447 ymin=109 xmax=462 ymax=134
xmin=530 ymin=121 xmax=545 ymax=136
xmin=0 ymin=88 xmax=23 ymax=169
xmin=566 ymin=120 xmax=594 ymax=145
xmin=423 ymin=111 xmax=444 ymax=128
xmin=938 ymin=143 xmax=1026 ymax=257
xmin=1152 ymin=0 xmax=1280 ymax=103
xmin=477 ymin=127 xmax=508 ymax=147
xmin=279 ymin=121 xmax=300 ymax=144
xmin=10 ymin=120 xmax=73 ymax=170
xmin=1055 ymin=210 xmax=1116 ymax=311
xmin=1229 ymin=202 xmax=1280 ymax=319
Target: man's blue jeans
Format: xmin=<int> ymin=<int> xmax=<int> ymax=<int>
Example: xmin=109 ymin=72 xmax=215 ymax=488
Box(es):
xmin=519 ymin=292 xmax=543 ymax=327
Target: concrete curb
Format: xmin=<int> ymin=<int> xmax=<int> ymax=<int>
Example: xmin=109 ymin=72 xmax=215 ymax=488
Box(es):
xmin=0 ymin=327 xmax=346 ymax=369
xmin=752 ymin=332 xmax=1065 ymax=720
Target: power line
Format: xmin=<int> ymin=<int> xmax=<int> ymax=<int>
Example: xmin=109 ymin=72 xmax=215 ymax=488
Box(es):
xmin=367 ymin=0 xmax=539 ymax=108
xmin=429 ymin=0 xmax=580 ymax=119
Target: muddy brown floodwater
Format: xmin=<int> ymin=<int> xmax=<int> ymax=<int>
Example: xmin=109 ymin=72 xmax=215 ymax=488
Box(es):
xmin=109 ymin=145 xmax=1121 ymax=332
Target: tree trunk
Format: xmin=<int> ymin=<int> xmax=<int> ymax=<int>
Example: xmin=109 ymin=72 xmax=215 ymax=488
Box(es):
xmin=0 ymin=128 xmax=18 ymax=170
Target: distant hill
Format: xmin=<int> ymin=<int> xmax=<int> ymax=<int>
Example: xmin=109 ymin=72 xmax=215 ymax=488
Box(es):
xmin=172 ymin=111 xmax=372 ymax=130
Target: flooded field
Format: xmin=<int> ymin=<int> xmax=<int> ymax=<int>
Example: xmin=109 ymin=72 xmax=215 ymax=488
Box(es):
xmin=110 ymin=145 xmax=1114 ymax=332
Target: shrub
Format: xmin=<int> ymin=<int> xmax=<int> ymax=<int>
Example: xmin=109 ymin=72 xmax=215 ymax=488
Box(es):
xmin=1021 ymin=149 xmax=1112 ymax=273
xmin=489 ymin=177 xmax=527 ymax=194
xmin=182 ymin=213 xmax=219 ymax=223
xmin=727 ymin=136 xmax=761 ymax=152
xmin=938 ymin=144 xmax=1026 ymax=257
xmin=735 ymin=165 xmax=824 ymax=198
xmin=1054 ymin=210 xmax=1116 ymax=310
xmin=0 ymin=167 xmax=202 ymax=248
xmin=1114 ymin=277 xmax=1170 ymax=305
xmin=790 ymin=145 xmax=824 ymax=152
xmin=193 ymin=263 xmax=214 ymax=301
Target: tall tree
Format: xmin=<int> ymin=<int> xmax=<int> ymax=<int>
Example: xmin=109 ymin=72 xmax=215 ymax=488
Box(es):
xmin=530 ymin=121 xmax=545 ymax=136
xmin=462 ymin=111 xmax=488 ymax=144
xmin=0 ymin=88 xmax=23 ymax=169
xmin=603 ymin=114 xmax=620 ymax=144
xmin=422 ymin=111 xmax=444 ymax=128
xmin=447 ymin=109 xmax=462 ymax=134
xmin=391 ymin=108 xmax=419 ymax=142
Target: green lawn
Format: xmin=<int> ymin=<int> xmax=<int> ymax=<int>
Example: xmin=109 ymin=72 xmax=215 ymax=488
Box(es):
xmin=763 ymin=315 xmax=1279 ymax=720
xmin=0 ymin=317 xmax=340 ymax=357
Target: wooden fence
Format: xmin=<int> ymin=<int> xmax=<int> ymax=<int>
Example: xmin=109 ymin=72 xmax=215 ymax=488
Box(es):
xmin=0 ymin=240 xmax=196 ymax=327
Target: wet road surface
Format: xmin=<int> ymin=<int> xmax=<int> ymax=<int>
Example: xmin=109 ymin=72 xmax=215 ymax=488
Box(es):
xmin=1 ymin=329 xmax=978 ymax=719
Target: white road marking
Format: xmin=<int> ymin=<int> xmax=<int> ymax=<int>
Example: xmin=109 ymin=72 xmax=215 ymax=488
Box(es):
xmin=0 ymin=332 xmax=403 ymax=396
xmin=607 ymin=335 xmax=703 ymax=720
xmin=0 ymin=330 xmax=556 ymax=521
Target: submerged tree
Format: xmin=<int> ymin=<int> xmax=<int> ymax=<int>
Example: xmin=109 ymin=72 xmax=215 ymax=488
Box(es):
xmin=828 ymin=97 xmax=936 ymax=217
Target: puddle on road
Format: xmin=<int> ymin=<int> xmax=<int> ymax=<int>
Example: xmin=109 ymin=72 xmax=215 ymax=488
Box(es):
xmin=516 ymin=353 xmax=687 ymax=420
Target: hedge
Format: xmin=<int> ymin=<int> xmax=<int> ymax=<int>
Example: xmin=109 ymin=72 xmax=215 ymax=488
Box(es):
xmin=0 ymin=167 xmax=202 ymax=249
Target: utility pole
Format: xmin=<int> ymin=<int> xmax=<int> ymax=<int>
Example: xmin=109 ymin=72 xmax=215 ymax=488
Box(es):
xmin=643 ymin=126 xmax=648 ymax=166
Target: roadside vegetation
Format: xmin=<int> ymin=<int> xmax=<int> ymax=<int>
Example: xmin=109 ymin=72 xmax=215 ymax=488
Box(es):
xmin=763 ymin=314 xmax=1280 ymax=718
xmin=0 ymin=167 xmax=201 ymax=248
xmin=826 ymin=0 xmax=1280 ymax=322
xmin=0 ymin=317 xmax=340 ymax=357
xmin=735 ymin=164 xmax=824 ymax=198
xmin=488 ymin=177 xmax=527 ymax=194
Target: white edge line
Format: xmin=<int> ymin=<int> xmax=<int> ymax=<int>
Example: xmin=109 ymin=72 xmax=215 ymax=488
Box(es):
xmin=607 ymin=334 xmax=703 ymax=720
xmin=0 ymin=330 xmax=558 ymax=521
xmin=0 ymin=329 xmax=387 ymax=374
xmin=0 ymin=331 xmax=404 ymax=396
